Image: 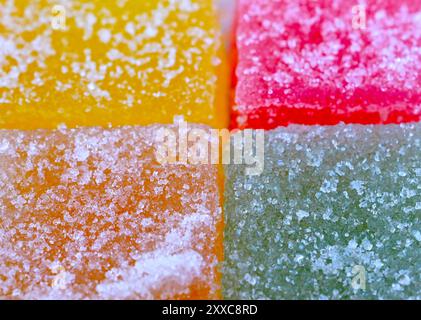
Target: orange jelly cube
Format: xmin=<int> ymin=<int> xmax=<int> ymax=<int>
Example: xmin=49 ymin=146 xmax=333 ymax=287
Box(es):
xmin=0 ymin=0 xmax=228 ymax=129
xmin=0 ymin=124 xmax=223 ymax=299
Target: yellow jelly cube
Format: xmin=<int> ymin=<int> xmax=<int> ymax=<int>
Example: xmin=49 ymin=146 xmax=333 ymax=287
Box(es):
xmin=0 ymin=0 xmax=228 ymax=129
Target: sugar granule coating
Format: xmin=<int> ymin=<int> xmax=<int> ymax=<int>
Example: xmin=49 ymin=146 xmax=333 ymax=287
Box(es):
xmin=0 ymin=125 xmax=222 ymax=299
xmin=232 ymin=0 xmax=421 ymax=129
xmin=223 ymin=124 xmax=421 ymax=299
xmin=0 ymin=0 xmax=228 ymax=129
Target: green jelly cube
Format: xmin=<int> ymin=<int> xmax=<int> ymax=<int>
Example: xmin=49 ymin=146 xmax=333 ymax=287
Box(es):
xmin=223 ymin=124 xmax=421 ymax=299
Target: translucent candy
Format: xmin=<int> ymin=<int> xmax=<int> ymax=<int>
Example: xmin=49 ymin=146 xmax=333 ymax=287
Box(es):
xmin=223 ymin=124 xmax=421 ymax=299
xmin=0 ymin=0 xmax=228 ymax=129
xmin=0 ymin=124 xmax=222 ymax=299
xmin=231 ymin=0 xmax=421 ymax=129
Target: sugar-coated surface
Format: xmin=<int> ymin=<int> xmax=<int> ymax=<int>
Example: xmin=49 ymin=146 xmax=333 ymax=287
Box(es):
xmin=224 ymin=124 xmax=421 ymax=299
xmin=232 ymin=0 xmax=421 ymax=129
xmin=0 ymin=125 xmax=222 ymax=299
xmin=0 ymin=0 xmax=227 ymax=129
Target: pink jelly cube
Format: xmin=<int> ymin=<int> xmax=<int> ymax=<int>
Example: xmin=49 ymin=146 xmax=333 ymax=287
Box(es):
xmin=231 ymin=0 xmax=421 ymax=129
